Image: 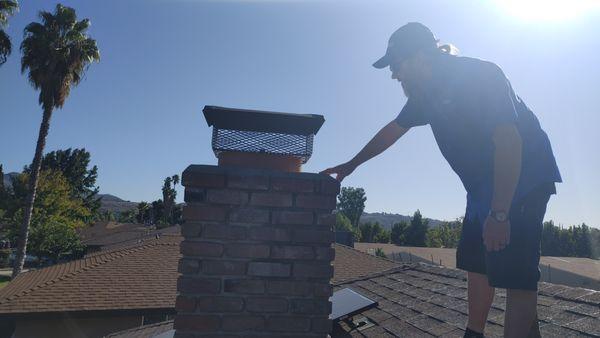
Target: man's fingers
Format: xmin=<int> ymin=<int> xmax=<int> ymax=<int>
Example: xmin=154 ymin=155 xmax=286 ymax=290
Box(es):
xmin=320 ymin=167 xmax=335 ymax=175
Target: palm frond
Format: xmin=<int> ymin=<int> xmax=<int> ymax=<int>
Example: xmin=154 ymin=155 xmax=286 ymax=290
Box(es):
xmin=0 ymin=28 xmax=10 ymax=64
xmin=21 ymin=4 xmax=99 ymax=110
xmin=0 ymin=0 xmax=19 ymax=26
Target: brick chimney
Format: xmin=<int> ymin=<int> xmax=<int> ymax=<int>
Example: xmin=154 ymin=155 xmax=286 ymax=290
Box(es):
xmin=174 ymin=107 xmax=339 ymax=337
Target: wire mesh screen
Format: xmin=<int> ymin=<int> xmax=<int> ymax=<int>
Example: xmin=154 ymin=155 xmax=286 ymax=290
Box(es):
xmin=212 ymin=128 xmax=314 ymax=163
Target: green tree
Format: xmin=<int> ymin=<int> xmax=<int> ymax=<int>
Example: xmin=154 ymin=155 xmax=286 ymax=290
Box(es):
xmin=375 ymin=248 xmax=387 ymax=258
xmin=374 ymin=228 xmax=391 ymax=243
xmin=425 ymin=219 xmax=462 ymax=248
xmin=13 ymin=4 xmax=100 ymax=277
xmin=136 ymin=201 xmax=150 ymax=224
xmin=337 ymin=187 xmax=366 ymax=227
xmin=26 ymin=148 xmax=100 ymax=216
xmin=359 ymin=222 xmax=386 ymax=243
xmin=0 ymin=0 xmax=18 ymax=65
xmin=335 ymin=212 xmax=361 ymax=242
xmin=28 ymin=220 xmax=84 ymax=263
xmin=405 ymin=210 xmax=428 ymax=247
xmin=391 ymin=221 xmax=409 ymax=245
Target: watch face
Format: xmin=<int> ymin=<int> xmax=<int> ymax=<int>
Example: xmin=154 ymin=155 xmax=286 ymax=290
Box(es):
xmin=495 ymin=212 xmax=508 ymax=222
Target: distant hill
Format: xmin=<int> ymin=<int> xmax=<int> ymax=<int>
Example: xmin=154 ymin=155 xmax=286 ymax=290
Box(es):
xmin=98 ymin=194 xmax=138 ymax=213
xmin=360 ymin=212 xmax=444 ymax=229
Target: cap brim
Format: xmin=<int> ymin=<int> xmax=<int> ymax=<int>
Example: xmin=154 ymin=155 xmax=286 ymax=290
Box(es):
xmin=372 ymin=55 xmax=389 ymax=69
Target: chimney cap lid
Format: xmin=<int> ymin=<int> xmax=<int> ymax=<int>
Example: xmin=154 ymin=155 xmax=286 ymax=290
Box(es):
xmin=203 ymin=105 xmax=325 ymax=136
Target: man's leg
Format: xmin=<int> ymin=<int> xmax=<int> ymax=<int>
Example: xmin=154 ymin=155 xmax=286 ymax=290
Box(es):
xmin=504 ymin=289 xmax=538 ymax=338
xmin=467 ymin=271 xmax=495 ymax=333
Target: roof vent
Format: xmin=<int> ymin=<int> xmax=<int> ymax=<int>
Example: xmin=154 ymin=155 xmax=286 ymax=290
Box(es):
xmin=203 ymin=106 xmax=325 ymax=172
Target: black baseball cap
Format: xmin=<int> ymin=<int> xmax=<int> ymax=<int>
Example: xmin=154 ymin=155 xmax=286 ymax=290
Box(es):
xmin=373 ymin=22 xmax=438 ymax=69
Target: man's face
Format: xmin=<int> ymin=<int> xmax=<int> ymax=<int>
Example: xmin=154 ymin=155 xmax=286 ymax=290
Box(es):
xmin=389 ymin=53 xmax=429 ymax=98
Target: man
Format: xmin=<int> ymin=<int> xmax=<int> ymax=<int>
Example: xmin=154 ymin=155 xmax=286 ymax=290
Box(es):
xmin=321 ymin=23 xmax=561 ymax=338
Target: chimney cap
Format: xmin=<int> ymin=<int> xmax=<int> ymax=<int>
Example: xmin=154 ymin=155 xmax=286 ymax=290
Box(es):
xmin=203 ymin=106 xmax=325 ymax=136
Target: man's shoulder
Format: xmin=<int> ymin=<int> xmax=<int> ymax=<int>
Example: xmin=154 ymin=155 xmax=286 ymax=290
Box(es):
xmin=447 ymin=56 xmax=509 ymax=88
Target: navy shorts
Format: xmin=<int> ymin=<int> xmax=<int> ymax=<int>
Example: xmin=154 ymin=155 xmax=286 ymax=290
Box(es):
xmin=456 ymin=183 xmax=555 ymax=290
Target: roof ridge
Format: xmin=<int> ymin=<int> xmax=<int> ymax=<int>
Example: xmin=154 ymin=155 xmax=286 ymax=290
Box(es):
xmin=334 ymin=243 xmax=401 ymax=265
xmin=333 ymin=264 xmax=415 ymax=286
xmin=0 ymin=239 xmax=164 ymax=304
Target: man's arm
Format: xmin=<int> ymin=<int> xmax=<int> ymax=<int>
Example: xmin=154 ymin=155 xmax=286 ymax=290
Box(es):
xmin=484 ymin=123 xmax=522 ymax=251
xmin=320 ymin=120 xmax=409 ymax=182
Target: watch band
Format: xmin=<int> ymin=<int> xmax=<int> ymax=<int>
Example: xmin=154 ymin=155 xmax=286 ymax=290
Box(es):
xmin=489 ymin=210 xmax=509 ymax=222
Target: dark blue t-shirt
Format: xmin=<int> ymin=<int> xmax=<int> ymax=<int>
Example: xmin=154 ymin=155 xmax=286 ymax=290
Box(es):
xmin=395 ymin=55 xmax=562 ymax=222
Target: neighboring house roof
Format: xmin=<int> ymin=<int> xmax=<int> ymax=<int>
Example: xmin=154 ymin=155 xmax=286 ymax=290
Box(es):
xmin=355 ymin=243 xmax=600 ymax=289
xmin=106 ymin=261 xmax=600 ymax=337
xmin=0 ymin=234 xmax=181 ymax=315
xmin=79 ymin=221 xmax=181 ymax=252
xmin=0 ymin=237 xmax=397 ymax=316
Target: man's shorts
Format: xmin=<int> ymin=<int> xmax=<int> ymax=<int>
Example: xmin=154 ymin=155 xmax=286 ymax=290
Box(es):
xmin=456 ymin=183 xmax=555 ymax=291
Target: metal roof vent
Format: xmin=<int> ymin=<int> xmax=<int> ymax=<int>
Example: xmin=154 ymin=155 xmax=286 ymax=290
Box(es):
xmin=203 ymin=106 xmax=325 ymax=172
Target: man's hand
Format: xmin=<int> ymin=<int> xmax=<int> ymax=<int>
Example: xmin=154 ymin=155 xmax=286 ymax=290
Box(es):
xmin=320 ymin=162 xmax=357 ymax=182
xmin=482 ymin=216 xmax=511 ymax=251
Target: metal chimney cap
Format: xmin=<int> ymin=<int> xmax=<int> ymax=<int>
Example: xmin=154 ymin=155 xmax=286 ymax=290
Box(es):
xmin=203 ymin=106 xmax=325 ymax=136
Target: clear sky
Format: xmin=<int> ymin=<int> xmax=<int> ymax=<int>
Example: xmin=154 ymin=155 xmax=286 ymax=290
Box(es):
xmin=1 ymin=0 xmax=599 ymax=228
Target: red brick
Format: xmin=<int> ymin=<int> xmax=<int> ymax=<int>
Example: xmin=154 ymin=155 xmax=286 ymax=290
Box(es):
xmin=181 ymin=223 xmax=203 ymax=237
xmin=221 ymin=315 xmax=265 ymax=331
xmin=293 ymin=262 xmax=334 ymax=279
xmin=266 ymin=316 xmax=311 ymax=332
xmin=174 ymin=314 xmax=220 ymax=332
xmin=271 ymin=177 xmax=315 ymax=193
xmin=313 ymin=283 xmax=333 ymax=297
xmin=271 ymin=245 xmax=314 ymax=260
xmin=177 ymin=277 xmax=221 ymax=294
xmin=180 ymin=241 xmax=223 ymax=257
xmin=290 ymin=299 xmax=331 ymax=314
xmin=183 ymin=204 xmax=228 ymax=222
xmin=224 ymin=279 xmax=265 ymax=294
xmin=225 ymin=243 xmax=270 ymax=258
xmin=250 ymin=192 xmax=292 ymax=208
xmin=248 ymin=227 xmax=290 ymax=242
xmin=312 ymin=317 xmax=333 ymax=333
xmin=316 ymin=213 xmax=335 ymax=226
xmin=203 ymin=260 xmax=246 ymax=275
xmin=207 ymin=189 xmax=248 ymax=205
xmin=175 ymin=295 xmax=196 ymax=312
xmin=267 ymin=280 xmax=313 ymax=296
xmin=314 ymin=246 xmax=335 ymax=261
xmin=248 ymin=262 xmax=291 ymax=277
xmin=319 ymin=178 xmax=340 ymax=195
xmin=229 ymin=208 xmax=269 ymax=224
xmin=184 ymin=187 xmax=206 ymax=203
xmin=228 ymin=175 xmax=269 ymax=190
xmin=183 ymin=173 xmax=226 ymax=188
xmin=203 ymin=224 xmax=246 ymax=240
xmin=178 ymin=258 xmax=200 ymax=274
xmin=246 ymin=297 xmax=288 ymax=313
xmin=196 ymin=296 xmax=244 ymax=312
xmin=292 ymin=229 xmax=334 ymax=244
xmin=295 ymin=194 xmax=336 ymax=210
xmin=272 ymin=210 xmax=314 ymax=225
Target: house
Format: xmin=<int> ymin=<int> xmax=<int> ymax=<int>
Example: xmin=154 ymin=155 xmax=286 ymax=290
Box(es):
xmin=78 ymin=221 xmax=180 ymax=253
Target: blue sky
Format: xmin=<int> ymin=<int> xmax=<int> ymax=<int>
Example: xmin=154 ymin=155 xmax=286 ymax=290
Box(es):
xmin=1 ymin=0 xmax=599 ymax=227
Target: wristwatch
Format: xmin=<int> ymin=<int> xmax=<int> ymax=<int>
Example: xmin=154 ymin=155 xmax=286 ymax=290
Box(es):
xmin=489 ymin=210 xmax=509 ymax=223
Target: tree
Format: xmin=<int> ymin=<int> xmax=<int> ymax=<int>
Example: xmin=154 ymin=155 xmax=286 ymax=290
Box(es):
xmin=337 ymin=187 xmax=366 ymax=227
xmin=136 ymin=201 xmax=150 ymax=224
xmin=375 ymin=248 xmax=387 ymax=258
xmin=405 ymin=210 xmax=428 ymax=247
xmin=28 ymin=220 xmax=84 ymax=264
xmin=0 ymin=0 xmax=18 ymax=65
xmin=359 ymin=222 xmax=386 ymax=243
xmin=162 ymin=175 xmax=178 ymax=224
xmin=391 ymin=221 xmax=409 ymax=245
xmin=335 ymin=212 xmax=361 ymax=241
xmin=13 ymin=4 xmax=100 ymax=277
xmin=26 ymin=148 xmax=100 ymax=216
xmin=374 ymin=228 xmax=391 ymax=243
xmin=425 ymin=219 xmax=462 ymax=248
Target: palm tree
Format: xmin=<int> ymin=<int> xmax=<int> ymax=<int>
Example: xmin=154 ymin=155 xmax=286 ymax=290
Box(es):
xmin=12 ymin=4 xmax=100 ymax=277
xmin=0 ymin=0 xmax=18 ymax=65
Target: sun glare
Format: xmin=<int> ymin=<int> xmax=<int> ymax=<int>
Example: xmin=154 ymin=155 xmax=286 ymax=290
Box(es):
xmin=495 ymin=0 xmax=600 ymax=22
